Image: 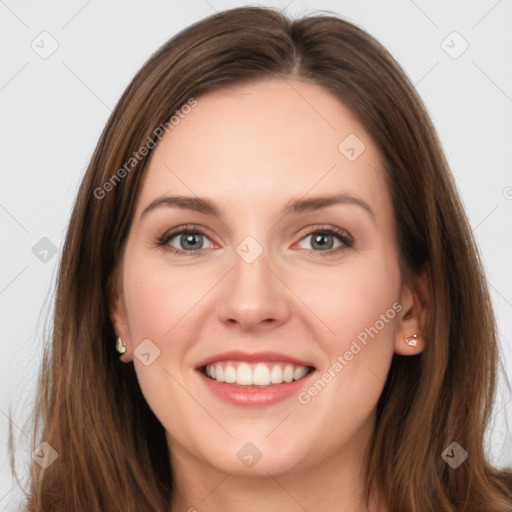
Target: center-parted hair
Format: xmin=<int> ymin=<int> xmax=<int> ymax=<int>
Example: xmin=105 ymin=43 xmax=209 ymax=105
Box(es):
xmin=13 ymin=6 xmax=512 ymax=511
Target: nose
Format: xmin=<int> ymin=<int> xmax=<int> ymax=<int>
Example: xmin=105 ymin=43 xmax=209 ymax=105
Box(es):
xmin=216 ymin=243 xmax=291 ymax=332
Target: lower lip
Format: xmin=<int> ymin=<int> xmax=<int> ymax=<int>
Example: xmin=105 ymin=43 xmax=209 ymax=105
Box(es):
xmin=197 ymin=370 xmax=315 ymax=407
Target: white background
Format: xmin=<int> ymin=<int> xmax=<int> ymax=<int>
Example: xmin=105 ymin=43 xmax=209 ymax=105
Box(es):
xmin=1 ymin=0 xmax=511 ymax=508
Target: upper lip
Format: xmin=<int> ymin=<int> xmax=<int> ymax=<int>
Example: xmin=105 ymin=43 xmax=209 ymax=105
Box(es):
xmin=195 ymin=350 xmax=315 ymax=369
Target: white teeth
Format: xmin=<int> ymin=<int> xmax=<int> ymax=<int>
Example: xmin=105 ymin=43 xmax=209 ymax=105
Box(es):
xmin=270 ymin=365 xmax=284 ymax=384
xmin=204 ymin=362 xmax=311 ymax=386
xmin=237 ymin=363 xmax=253 ymax=385
xmin=293 ymin=366 xmax=308 ymax=381
xmin=283 ymin=364 xmax=294 ymax=383
xmin=224 ymin=365 xmax=236 ymax=383
xmin=252 ymin=364 xmax=270 ymax=385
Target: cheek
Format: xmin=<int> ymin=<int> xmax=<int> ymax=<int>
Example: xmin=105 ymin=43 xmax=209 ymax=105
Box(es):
xmin=123 ymin=256 xmax=202 ymax=342
xmin=335 ymin=270 xmax=398 ymax=337
xmin=121 ymin=257 xmax=201 ymax=419
xmin=300 ymin=251 xmax=401 ymax=366
xmin=291 ymin=256 xmax=400 ymax=442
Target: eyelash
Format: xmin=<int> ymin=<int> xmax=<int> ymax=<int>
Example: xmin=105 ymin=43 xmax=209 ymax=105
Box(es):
xmin=154 ymin=224 xmax=354 ymax=256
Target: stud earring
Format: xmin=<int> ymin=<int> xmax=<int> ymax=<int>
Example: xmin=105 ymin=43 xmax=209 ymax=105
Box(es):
xmin=115 ymin=336 xmax=126 ymax=354
xmin=404 ymin=334 xmax=418 ymax=347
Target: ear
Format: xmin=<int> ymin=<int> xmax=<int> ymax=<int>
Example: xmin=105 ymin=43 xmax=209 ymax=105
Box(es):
xmin=394 ymin=264 xmax=430 ymax=355
xmin=108 ymin=268 xmax=133 ymax=363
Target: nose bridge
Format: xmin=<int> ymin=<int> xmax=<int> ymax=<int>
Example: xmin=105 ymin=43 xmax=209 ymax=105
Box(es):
xmin=216 ymin=234 xmax=290 ymax=329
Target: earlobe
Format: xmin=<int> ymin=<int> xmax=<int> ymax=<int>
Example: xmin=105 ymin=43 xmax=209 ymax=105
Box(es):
xmin=393 ymin=265 xmax=430 ymax=356
xmin=108 ymin=270 xmax=133 ymax=363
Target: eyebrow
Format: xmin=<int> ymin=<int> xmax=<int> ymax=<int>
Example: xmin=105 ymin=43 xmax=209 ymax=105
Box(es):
xmin=140 ymin=193 xmax=375 ymax=222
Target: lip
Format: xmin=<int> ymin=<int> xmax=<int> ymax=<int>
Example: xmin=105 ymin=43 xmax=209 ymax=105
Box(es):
xmin=194 ymin=350 xmax=316 ymax=407
xmin=197 ymin=368 xmax=316 ymax=407
xmin=194 ymin=350 xmax=314 ymax=369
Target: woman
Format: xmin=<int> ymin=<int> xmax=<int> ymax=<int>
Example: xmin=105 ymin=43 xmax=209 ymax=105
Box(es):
xmin=12 ymin=5 xmax=512 ymax=511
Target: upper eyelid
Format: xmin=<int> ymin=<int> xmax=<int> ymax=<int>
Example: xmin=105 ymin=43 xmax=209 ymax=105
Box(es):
xmin=162 ymin=224 xmax=216 ymax=242
xmin=295 ymin=224 xmax=352 ymax=240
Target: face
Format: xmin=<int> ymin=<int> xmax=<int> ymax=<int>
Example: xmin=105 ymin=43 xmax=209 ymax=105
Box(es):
xmin=110 ymin=78 xmax=423 ymax=478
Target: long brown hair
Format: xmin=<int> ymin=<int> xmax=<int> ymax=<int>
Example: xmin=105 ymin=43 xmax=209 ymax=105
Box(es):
xmin=10 ymin=6 xmax=512 ymax=511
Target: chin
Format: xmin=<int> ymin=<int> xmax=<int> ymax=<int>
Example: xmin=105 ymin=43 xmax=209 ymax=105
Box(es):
xmin=199 ymin=434 xmax=310 ymax=477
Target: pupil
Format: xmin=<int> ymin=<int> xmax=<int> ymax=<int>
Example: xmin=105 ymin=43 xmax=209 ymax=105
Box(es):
xmin=182 ymin=233 xmax=202 ymax=250
xmin=313 ymin=233 xmax=333 ymax=250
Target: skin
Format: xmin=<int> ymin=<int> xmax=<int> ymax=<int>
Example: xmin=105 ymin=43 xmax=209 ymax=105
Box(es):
xmin=110 ymin=78 xmax=428 ymax=512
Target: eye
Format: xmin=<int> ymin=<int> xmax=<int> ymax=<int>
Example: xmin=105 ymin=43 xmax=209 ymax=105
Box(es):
xmin=295 ymin=225 xmax=354 ymax=254
xmin=155 ymin=224 xmax=354 ymax=256
xmin=156 ymin=225 xmax=214 ymax=255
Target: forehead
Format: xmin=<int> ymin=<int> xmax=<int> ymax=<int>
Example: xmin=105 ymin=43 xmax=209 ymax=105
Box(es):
xmin=135 ymin=78 xmax=389 ymax=221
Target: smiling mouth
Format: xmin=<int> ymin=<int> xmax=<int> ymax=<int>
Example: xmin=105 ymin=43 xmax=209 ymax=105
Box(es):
xmin=199 ymin=361 xmax=316 ymax=386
